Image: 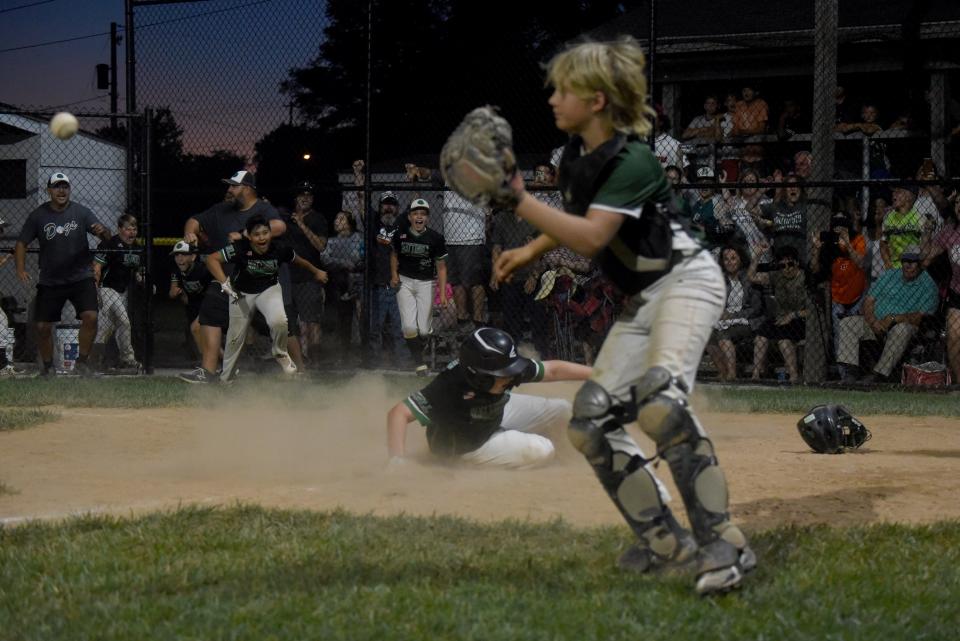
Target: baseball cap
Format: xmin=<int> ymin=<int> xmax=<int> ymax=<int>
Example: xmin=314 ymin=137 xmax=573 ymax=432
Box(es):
xmin=830 ymin=212 xmax=851 ymax=229
xmin=696 ymin=166 xmax=715 ymax=180
xmin=380 ymin=191 xmax=399 ymax=205
xmin=900 ymin=245 xmax=922 ymax=262
xmin=169 ymin=240 xmax=196 ymax=255
xmin=295 ymin=181 xmax=314 ymax=194
xmin=222 ymin=170 xmax=256 ymax=189
xmin=48 ymin=171 xmax=70 ymax=186
xmin=410 ymin=198 xmax=430 ymax=212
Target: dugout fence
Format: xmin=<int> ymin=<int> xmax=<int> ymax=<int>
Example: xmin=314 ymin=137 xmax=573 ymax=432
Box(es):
xmin=4 ymin=1 xmax=960 ymax=388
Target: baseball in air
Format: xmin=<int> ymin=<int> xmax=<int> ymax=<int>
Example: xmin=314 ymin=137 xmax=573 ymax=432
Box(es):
xmin=49 ymin=112 xmax=79 ymax=140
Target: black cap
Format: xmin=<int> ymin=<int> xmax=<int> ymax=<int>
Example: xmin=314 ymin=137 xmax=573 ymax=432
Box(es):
xmin=295 ymin=181 xmax=314 ymax=194
xmin=222 ymin=170 xmax=256 ymax=189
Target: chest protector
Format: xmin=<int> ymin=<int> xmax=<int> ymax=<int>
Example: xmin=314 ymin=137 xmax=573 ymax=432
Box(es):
xmin=558 ymin=134 xmax=688 ymax=296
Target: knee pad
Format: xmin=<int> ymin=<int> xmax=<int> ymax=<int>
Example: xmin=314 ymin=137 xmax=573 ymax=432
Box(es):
xmin=567 ymin=380 xmax=622 ymax=462
xmin=568 ymin=381 xmax=672 ymax=541
xmin=631 ymin=366 xmax=698 ymax=451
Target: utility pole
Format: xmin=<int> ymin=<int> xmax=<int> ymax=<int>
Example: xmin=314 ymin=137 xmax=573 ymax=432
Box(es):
xmin=110 ymin=22 xmax=120 ymax=131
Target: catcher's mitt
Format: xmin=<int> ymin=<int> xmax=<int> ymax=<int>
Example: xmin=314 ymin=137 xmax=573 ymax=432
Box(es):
xmin=440 ymin=106 xmax=520 ymax=210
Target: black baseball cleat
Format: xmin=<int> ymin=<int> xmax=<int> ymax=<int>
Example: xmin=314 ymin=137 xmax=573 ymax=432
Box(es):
xmin=178 ymin=367 xmax=214 ymax=384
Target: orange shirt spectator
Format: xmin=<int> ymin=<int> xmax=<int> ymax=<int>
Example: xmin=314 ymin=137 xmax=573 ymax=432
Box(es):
xmin=831 ymin=234 xmax=867 ymax=305
xmin=732 ymin=87 xmax=768 ymax=136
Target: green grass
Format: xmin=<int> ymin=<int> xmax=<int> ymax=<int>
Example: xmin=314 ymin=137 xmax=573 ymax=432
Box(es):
xmin=0 ymin=407 xmax=60 ymax=431
xmin=0 ymin=376 xmax=957 ymax=418
xmin=0 ymin=375 xmax=421 ymax=411
xmin=697 ymin=385 xmax=960 ymax=417
xmin=0 ymin=506 xmax=956 ymax=640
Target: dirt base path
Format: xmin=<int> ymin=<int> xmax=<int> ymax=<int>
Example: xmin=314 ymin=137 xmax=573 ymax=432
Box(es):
xmin=2 ymin=381 xmax=958 ymax=530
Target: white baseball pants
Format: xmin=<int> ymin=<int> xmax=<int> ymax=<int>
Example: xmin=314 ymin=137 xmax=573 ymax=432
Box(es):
xmin=95 ymin=287 xmax=136 ymax=362
xmin=397 ymin=275 xmax=434 ymax=338
xmin=588 ymin=250 xmax=725 ymax=502
xmin=459 ymin=393 xmax=571 ymax=469
xmin=220 ymin=283 xmax=290 ymax=382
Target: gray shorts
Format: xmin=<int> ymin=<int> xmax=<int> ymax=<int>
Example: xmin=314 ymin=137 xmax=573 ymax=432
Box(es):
xmin=291 ymin=280 xmax=325 ymax=322
xmin=446 ymin=244 xmax=487 ymax=287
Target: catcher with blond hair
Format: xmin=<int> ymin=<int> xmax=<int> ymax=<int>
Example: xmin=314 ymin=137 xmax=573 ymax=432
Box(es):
xmin=441 ymin=37 xmax=753 ymax=595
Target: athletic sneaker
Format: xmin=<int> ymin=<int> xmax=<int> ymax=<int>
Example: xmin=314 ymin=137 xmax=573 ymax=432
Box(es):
xmin=117 ymin=360 xmax=141 ymax=371
xmin=178 ymin=367 xmax=213 ymax=384
xmin=0 ymin=364 xmax=25 ymax=377
xmin=415 ymin=364 xmax=429 ymax=377
xmin=739 ymin=545 xmax=758 ymax=573
xmin=276 ymin=354 xmax=297 ymax=376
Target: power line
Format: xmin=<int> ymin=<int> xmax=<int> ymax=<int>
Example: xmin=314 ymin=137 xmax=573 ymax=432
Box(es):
xmin=45 ymin=94 xmax=110 ymax=110
xmin=0 ymin=0 xmax=55 ymax=14
xmin=0 ymin=0 xmax=272 ymax=55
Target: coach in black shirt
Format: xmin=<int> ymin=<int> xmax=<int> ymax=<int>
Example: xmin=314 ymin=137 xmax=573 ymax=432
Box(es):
xmin=15 ymin=172 xmax=110 ymax=376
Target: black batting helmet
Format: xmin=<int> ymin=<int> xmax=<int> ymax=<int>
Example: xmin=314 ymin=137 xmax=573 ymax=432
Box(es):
xmin=796 ymin=404 xmax=871 ymax=454
xmin=459 ymin=327 xmax=528 ymax=390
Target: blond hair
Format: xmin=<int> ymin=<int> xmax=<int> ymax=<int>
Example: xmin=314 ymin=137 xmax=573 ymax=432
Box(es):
xmin=546 ymin=36 xmax=655 ymax=137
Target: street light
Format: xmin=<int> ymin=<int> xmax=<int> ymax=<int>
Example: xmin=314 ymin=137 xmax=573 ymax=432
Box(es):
xmin=303 ymin=153 xmax=311 ymax=160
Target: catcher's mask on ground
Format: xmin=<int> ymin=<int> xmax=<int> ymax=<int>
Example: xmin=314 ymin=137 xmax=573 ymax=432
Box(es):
xmin=797 ymin=404 xmax=871 ymax=454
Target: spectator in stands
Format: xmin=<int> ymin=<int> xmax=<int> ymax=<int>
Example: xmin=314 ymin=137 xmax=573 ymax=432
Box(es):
xmin=747 ymin=244 xmax=808 ymax=382
xmin=834 ymin=86 xmax=857 ymax=127
xmin=716 ymin=168 xmax=772 ymax=263
xmin=836 ymin=103 xmax=883 ymax=136
xmin=732 ymin=85 xmax=768 ymax=137
xmin=706 ymin=245 xmax=764 ymax=381
xmin=836 ymin=245 xmax=939 ymax=383
xmin=443 ymin=188 xmax=489 ymax=333
xmin=683 ymin=95 xmax=721 ymax=141
xmin=366 ymin=193 xmax=408 ymax=368
xmin=864 ymin=195 xmax=891 ymax=283
xmin=320 ymin=210 xmax=364 ymax=365
xmin=682 ymin=94 xmax=721 ymax=170
xmin=718 ymin=92 xmax=741 ymax=180
xmin=882 ymin=185 xmax=926 ymax=269
xmin=284 ymin=182 xmax=328 ymax=364
xmin=811 ymin=212 xmax=868 ymax=378
xmin=690 ymin=166 xmax=729 ymax=251
xmin=763 ymin=174 xmax=808 ymax=260
xmin=913 ymin=160 xmax=947 ymax=237
xmin=776 ymin=98 xmax=807 ymax=140
xmin=654 ymin=113 xmax=685 ymax=169
xmin=792 ymin=151 xmax=813 ymax=180
xmin=922 ymin=196 xmax=960 ymax=382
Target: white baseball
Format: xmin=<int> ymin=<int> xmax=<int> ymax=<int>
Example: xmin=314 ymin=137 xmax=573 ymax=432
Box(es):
xmin=50 ymin=112 xmax=79 ymax=140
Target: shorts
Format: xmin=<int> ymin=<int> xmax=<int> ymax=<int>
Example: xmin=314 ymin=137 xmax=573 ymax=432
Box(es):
xmin=291 ymin=280 xmax=325 ymax=322
xmin=755 ymin=317 xmax=805 ymax=341
xmin=708 ymin=323 xmax=752 ymax=346
xmin=198 ymin=284 xmax=229 ymax=330
xmin=185 ymin=302 xmax=201 ymax=324
xmin=445 ymin=244 xmax=487 ymax=287
xmin=35 ymin=278 xmax=98 ymax=322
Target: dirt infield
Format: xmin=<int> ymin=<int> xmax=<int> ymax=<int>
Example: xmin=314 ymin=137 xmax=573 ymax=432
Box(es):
xmin=1 ymin=379 xmax=958 ymax=530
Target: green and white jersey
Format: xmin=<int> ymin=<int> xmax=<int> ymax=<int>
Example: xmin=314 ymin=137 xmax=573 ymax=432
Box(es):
xmin=404 ymin=358 xmax=546 ymax=457
xmin=557 ymin=135 xmax=700 ymax=296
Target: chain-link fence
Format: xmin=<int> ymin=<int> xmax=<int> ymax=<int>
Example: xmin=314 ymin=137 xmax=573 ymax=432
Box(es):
xmin=645 ymin=0 xmax=960 ymax=387
xmin=5 ymin=1 xmax=959 ymax=387
xmin=0 ymin=108 xmax=151 ymax=375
